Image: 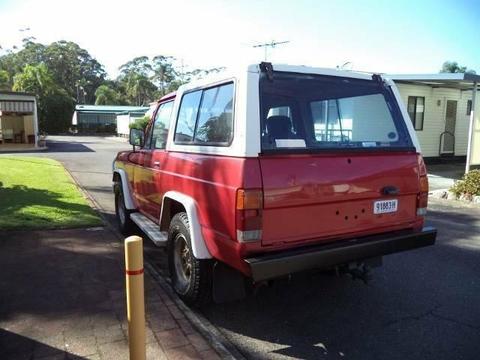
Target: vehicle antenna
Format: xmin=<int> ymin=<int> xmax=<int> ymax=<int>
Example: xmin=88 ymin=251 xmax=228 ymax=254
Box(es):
xmin=252 ymin=40 xmax=290 ymax=61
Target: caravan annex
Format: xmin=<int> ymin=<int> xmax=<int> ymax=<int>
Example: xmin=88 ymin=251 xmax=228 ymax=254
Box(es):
xmin=390 ymin=73 xmax=480 ymax=162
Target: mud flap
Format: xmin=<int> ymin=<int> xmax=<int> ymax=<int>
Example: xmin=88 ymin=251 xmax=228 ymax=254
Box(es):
xmin=212 ymin=262 xmax=247 ymax=303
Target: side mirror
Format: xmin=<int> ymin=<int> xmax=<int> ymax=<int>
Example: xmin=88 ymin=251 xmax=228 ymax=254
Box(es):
xmin=129 ymin=128 xmax=144 ymax=149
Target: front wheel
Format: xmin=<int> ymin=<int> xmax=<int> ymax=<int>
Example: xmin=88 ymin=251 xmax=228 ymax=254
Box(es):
xmin=168 ymin=212 xmax=212 ymax=306
xmin=114 ymin=183 xmax=134 ymax=235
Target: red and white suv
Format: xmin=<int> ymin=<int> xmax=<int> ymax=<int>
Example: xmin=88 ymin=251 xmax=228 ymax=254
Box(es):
xmin=113 ymin=63 xmax=436 ymax=305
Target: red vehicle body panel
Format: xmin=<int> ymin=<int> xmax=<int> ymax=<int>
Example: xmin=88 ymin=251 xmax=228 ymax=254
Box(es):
xmin=117 ymin=149 xmax=263 ymax=274
xmin=259 ymin=152 xmax=423 ymax=247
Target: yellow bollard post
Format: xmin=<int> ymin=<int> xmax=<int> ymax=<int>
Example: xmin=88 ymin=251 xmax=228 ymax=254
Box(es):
xmin=125 ymin=236 xmax=146 ymax=360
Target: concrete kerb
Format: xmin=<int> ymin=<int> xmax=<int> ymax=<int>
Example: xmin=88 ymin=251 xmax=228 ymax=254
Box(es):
xmin=429 ymin=188 xmax=480 ymax=204
xmin=0 ymin=145 xmax=48 ymax=153
xmin=63 ymin=164 xmax=241 ymax=360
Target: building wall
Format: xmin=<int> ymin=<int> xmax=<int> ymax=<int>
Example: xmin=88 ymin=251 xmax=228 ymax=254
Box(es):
xmin=117 ymin=114 xmax=131 ymax=136
xmin=396 ymin=83 xmax=472 ymax=157
xmin=1 ymin=115 xmax=25 ymax=138
xmin=117 ymin=114 xmax=145 ymax=137
xmin=24 ymin=115 xmax=35 ymax=139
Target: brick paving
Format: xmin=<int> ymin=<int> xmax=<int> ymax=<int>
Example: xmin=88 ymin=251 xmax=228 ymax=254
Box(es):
xmin=0 ymin=228 xmax=223 ymax=359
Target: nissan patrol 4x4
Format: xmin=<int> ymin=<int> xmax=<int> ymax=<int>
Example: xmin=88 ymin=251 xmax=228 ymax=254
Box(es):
xmin=113 ymin=63 xmax=436 ymax=305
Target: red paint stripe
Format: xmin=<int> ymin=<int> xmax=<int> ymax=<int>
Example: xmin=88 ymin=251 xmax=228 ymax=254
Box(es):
xmin=125 ymin=268 xmax=144 ymax=276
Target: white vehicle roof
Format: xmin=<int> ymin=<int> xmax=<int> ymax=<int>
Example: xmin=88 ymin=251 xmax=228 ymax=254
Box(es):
xmin=178 ymin=63 xmax=376 ymax=94
xmin=167 ymin=63 xmax=420 ymax=157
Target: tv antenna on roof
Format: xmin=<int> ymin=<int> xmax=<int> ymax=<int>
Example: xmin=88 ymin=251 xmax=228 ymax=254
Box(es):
xmin=337 ymin=61 xmax=353 ymax=70
xmin=252 ymin=40 xmax=290 ymax=61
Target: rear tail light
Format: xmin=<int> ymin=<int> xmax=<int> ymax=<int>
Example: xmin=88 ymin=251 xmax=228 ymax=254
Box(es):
xmin=236 ymin=189 xmax=263 ymax=242
xmin=417 ymin=156 xmax=429 ymax=216
xmin=419 ymin=174 xmax=429 ymax=193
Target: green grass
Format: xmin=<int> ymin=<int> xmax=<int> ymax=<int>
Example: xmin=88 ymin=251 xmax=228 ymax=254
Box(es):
xmin=0 ymin=156 xmax=102 ymax=230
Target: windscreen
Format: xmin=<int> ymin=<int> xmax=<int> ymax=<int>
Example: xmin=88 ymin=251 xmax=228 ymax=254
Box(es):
xmin=260 ymin=72 xmax=413 ymax=151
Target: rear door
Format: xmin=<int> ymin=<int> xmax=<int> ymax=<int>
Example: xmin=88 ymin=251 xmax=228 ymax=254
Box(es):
xmin=259 ymin=152 xmax=419 ymax=246
xmin=258 ymin=71 xmax=420 ymax=247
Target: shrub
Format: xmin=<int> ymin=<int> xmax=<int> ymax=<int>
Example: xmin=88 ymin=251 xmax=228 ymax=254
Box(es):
xmin=129 ymin=116 xmax=150 ymax=130
xmin=450 ymin=169 xmax=480 ymax=199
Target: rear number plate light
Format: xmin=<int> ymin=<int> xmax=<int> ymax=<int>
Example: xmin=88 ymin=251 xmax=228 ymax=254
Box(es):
xmin=374 ymin=199 xmax=398 ymax=214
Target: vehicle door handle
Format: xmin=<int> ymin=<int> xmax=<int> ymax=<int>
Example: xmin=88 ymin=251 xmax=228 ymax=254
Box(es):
xmin=382 ymin=186 xmax=399 ymax=196
xmin=153 ymin=161 xmax=161 ymax=167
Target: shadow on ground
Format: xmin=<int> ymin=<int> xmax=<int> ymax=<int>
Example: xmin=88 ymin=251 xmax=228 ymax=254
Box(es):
xmin=0 ymin=185 xmax=99 ymax=230
xmin=198 ymin=209 xmax=480 ymax=360
xmin=427 ymin=162 xmax=465 ymax=180
xmin=0 ymin=229 xmax=124 ymax=321
xmin=46 ymin=140 xmax=96 ymax=153
xmin=0 ymin=229 xmax=127 ymax=358
xmin=0 ymin=329 xmax=88 ymax=360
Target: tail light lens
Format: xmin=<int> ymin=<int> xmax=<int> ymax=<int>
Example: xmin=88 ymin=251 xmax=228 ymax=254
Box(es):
xmin=417 ymin=156 xmax=429 ymax=216
xmin=236 ymin=189 xmax=263 ymax=242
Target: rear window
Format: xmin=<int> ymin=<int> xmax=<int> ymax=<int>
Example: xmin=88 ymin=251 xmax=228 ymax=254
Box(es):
xmin=260 ymin=72 xmax=413 ymax=151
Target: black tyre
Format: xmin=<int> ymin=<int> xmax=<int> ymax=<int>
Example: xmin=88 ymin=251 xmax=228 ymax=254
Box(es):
xmin=114 ymin=183 xmax=134 ymax=235
xmin=168 ymin=212 xmax=212 ymax=306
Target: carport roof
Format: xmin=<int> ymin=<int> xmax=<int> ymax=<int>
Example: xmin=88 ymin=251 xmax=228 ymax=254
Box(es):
xmin=388 ymin=73 xmax=480 ymax=90
xmin=0 ymin=90 xmax=36 ymax=97
xmin=116 ymin=110 xmax=148 ymax=116
xmin=75 ymin=105 xmax=149 ymax=113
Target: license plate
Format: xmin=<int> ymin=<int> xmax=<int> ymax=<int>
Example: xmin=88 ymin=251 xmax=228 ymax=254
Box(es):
xmin=373 ymin=199 xmax=398 ymax=214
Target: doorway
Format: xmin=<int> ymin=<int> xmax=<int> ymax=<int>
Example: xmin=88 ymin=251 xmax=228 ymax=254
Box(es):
xmin=441 ymin=100 xmax=457 ymax=155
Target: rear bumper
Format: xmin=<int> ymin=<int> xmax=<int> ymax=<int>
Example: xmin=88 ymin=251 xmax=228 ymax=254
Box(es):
xmin=245 ymin=227 xmax=436 ymax=282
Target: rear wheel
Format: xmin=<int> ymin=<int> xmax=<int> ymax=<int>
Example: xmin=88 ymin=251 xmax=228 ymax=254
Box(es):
xmin=168 ymin=212 xmax=212 ymax=306
xmin=114 ymin=183 xmax=134 ymax=235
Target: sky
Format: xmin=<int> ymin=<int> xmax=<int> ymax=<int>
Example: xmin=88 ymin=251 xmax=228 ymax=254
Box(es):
xmin=0 ymin=0 xmax=479 ymax=79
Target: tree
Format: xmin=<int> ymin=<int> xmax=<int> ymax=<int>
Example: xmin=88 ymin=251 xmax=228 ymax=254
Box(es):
xmin=40 ymin=89 xmax=76 ymax=133
xmin=127 ymin=73 xmax=157 ymax=105
xmin=95 ymin=85 xmax=123 ymax=105
xmin=13 ymin=64 xmax=74 ymax=133
xmin=13 ymin=63 xmax=56 ymax=95
xmin=1 ymin=37 xmax=229 ymax=131
xmin=129 ymin=116 xmax=150 ymax=130
xmin=43 ymin=41 xmax=106 ymax=103
xmin=1 ymin=40 xmax=106 ymax=104
xmin=440 ymin=61 xmax=476 ymax=74
xmin=0 ymin=70 xmax=10 ymax=90
xmin=119 ymin=56 xmax=152 ymax=77
xmin=118 ymin=57 xmax=156 ymax=105
xmin=0 ymin=40 xmax=46 ymax=79
xmin=151 ymin=55 xmax=176 ymax=96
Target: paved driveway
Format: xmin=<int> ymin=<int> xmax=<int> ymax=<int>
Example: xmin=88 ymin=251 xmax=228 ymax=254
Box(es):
xmin=11 ymin=136 xmax=131 ymax=223
xmin=6 ymin=136 xmax=479 ymax=360
xmin=201 ymin=199 xmax=480 ymax=359
xmin=427 ymin=162 xmax=465 ymax=191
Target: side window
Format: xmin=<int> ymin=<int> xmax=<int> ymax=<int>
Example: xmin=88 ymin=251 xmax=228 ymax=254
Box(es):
xmin=407 ymin=96 xmax=425 ymax=131
xmin=174 ymin=91 xmax=202 ymax=143
xmin=195 ymin=83 xmax=234 ymax=144
xmin=174 ymin=82 xmax=234 ymax=146
xmin=143 ymin=119 xmax=153 ymax=148
xmin=151 ymin=101 xmax=174 ymax=149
